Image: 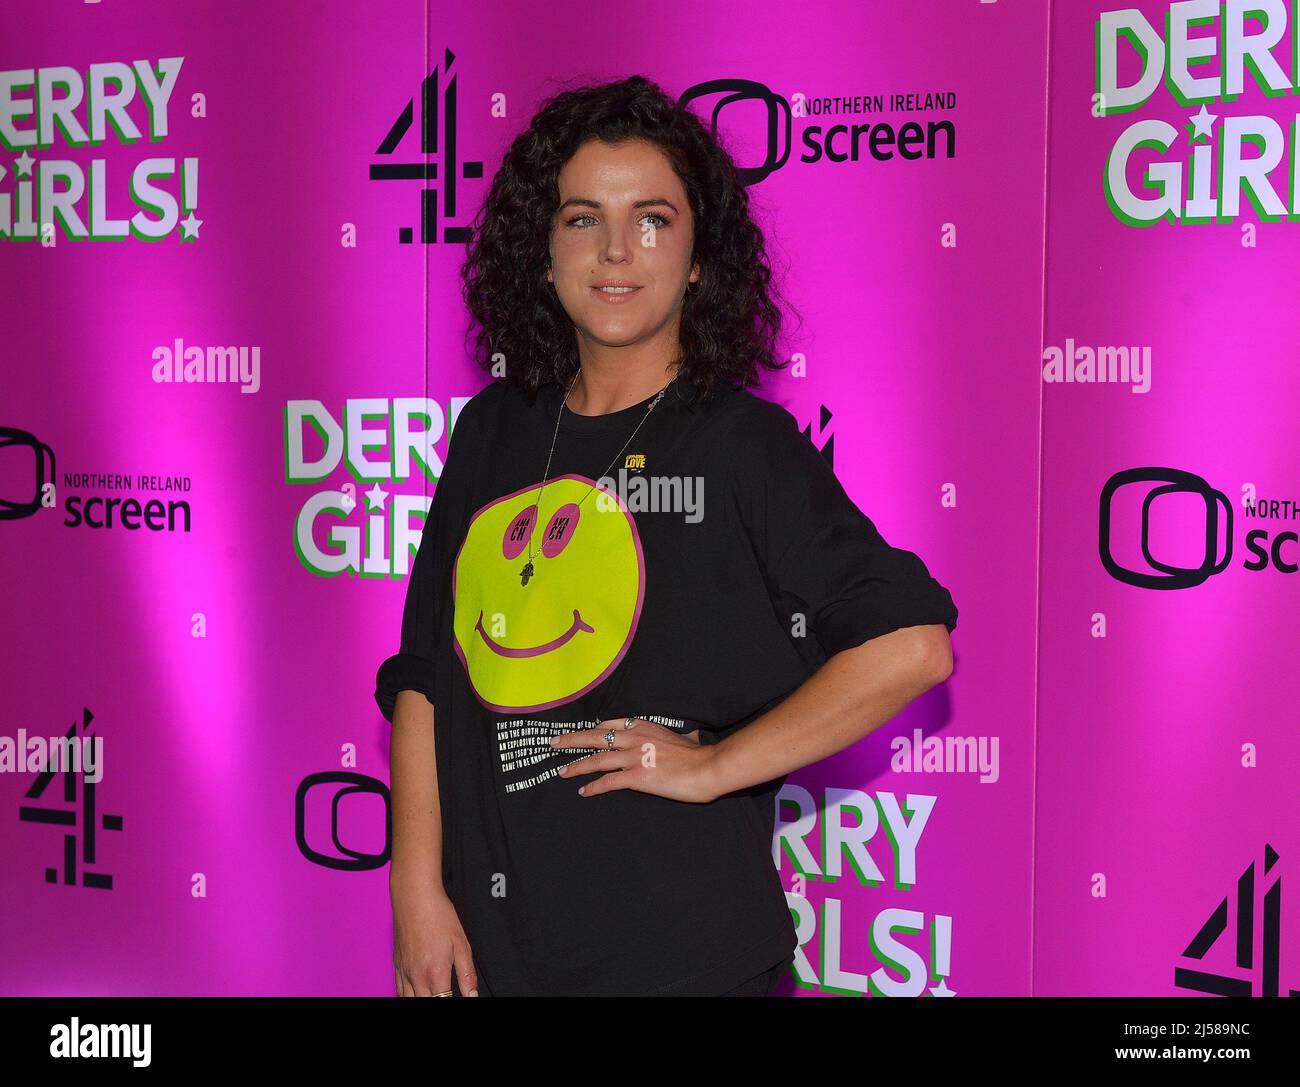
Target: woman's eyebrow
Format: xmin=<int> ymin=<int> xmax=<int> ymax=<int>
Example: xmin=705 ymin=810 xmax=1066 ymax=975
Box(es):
xmin=556 ymin=197 xmax=680 ymax=213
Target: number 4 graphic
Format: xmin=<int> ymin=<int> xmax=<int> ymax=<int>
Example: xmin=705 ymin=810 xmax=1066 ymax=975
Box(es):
xmin=1175 ymin=843 xmax=1299 ymax=997
xmin=368 ymin=48 xmax=483 ymax=245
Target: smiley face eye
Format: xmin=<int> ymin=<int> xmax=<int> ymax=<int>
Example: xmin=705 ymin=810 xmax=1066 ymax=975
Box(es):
xmin=502 ymin=504 xmax=538 ymax=559
xmin=541 ymin=502 xmax=581 ymax=558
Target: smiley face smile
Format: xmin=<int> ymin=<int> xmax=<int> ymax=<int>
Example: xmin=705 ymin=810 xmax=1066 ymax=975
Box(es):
xmin=474 ymin=608 xmax=594 ymax=658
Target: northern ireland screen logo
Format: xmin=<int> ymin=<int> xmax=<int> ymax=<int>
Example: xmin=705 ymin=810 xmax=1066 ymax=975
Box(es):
xmin=295 ymin=771 xmax=390 ymax=871
xmin=1099 ymin=466 xmax=1297 ymax=588
xmin=0 ymin=426 xmax=56 ymax=520
xmin=678 ymin=77 xmax=955 ymax=186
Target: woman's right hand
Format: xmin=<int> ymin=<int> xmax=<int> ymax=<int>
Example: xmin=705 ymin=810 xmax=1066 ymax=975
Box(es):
xmin=391 ymin=874 xmax=479 ymax=996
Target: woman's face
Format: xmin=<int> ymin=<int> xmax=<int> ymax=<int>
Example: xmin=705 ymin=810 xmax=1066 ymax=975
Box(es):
xmin=547 ymin=138 xmax=700 ymax=354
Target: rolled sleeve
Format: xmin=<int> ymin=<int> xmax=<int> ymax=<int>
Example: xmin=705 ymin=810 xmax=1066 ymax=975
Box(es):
xmin=373 ymin=386 xmax=487 ymax=722
xmin=728 ymin=398 xmax=957 ymax=661
xmin=374 ymin=496 xmax=443 ymax=723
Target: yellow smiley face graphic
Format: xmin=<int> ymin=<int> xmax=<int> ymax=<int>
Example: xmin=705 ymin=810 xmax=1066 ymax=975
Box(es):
xmin=451 ymin=475 xmax=644 ymax=712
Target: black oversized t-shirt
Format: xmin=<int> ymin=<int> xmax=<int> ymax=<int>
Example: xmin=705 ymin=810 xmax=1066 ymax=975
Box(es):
xmin=374 ymin=370 xmax=957 ymax=996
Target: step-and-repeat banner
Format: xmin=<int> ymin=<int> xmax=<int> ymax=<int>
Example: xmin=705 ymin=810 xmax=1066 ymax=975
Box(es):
xmin=1 ymin=1 xmax=1294 ymax=997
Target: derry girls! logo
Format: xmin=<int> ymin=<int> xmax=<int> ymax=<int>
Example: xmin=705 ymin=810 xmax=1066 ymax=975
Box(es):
xmin=1097 ymin=2 xmax=1300 ymax=226
xmin=0 ymin=58 xmax=198 ymax=242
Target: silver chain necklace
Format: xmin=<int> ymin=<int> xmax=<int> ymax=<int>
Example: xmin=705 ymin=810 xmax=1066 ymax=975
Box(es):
xmin=520 ymin=366 xmax=671 ymax=586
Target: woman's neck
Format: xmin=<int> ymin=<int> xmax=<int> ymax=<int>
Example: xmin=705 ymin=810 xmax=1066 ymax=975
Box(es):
xmin=564 ymin=357 xmax=680 ymax=417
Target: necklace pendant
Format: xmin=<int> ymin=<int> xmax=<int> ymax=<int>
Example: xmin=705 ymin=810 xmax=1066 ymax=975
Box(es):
xmin=520 ymin=560 xmax=534 ymax=586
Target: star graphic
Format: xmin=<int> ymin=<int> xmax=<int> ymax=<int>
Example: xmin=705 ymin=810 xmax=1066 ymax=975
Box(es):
xmin=1187 ymin=104 xmax=1217 ymax=143
xmin=364 ymin=482 xmax=389 ymax=512
xmin=178 ymin=212 xmax=203 ymax=240
xmin=928 ymin=978 xmax=957 ymax=997
xmin=15 ymin=150 xmax=34 ymax=177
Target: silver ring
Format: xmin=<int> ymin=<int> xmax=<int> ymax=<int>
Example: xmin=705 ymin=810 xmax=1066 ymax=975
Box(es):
xmin=623 ymin=716 xmax=639 ymax=729
xmin=604 ymin=729 xmax=617 ymax=748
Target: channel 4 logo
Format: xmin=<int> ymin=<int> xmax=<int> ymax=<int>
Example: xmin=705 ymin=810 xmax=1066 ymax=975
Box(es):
xmin=799 ymin=402 xmax=835 ymax=467
xmin=1175 ymin=843 xmax=1298 ymax=998
xmin=1098 ymin=467 xmax=1232 ymax=589
xmin=370 ymin=47 xmax=484 ymax=245
xmin=19 ymin=707 xmax=123 ymax=888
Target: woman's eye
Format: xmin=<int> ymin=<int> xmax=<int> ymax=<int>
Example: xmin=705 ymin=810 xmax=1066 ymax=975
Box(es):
xmin=564 ymin=213 xmax=669 ymax=228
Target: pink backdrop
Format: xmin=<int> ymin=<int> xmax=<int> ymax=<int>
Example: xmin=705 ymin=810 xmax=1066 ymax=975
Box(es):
xmin=1 ymin=0 xmax=1293 ymax=997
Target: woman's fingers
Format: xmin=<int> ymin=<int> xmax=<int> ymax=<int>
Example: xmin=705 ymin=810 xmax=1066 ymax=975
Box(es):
xmin=396 ymin=965 xmax=415 ymax=997
xmin=420 ymin=945 xmax=478 ymax=996
xmin=422 ymin=960 xmax=453 ymax=997
xmin=557 ymin=748 xmax=630 ymax=777
xmin=553 ymin=717 xmax=695 ymax=754
xmin=453 ymin=941 xmax=480 ymax=997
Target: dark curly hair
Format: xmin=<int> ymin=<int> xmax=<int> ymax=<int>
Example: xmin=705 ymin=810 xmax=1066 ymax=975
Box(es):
xmin=459 ymin=74 xmax=798 ymax=406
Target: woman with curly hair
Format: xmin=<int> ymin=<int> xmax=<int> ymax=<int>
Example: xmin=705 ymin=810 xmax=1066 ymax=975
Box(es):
xmin=376 ymin=75 xmax=958 ymax=997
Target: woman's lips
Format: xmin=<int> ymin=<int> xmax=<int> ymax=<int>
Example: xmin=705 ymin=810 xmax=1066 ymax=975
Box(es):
xmin=589 ymin=286 xmax=642 ymax=304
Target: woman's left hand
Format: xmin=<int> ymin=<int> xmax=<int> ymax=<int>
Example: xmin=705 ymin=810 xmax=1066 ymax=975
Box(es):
xmin=551 ymin=717 xmax=719 ymax=804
